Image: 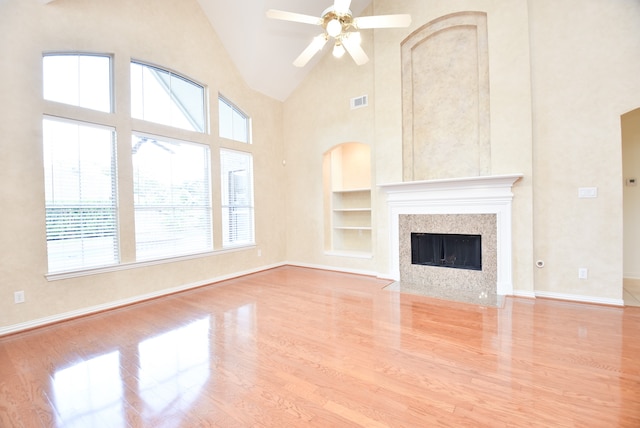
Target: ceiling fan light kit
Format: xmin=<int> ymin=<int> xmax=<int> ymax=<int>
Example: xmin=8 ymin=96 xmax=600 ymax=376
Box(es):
xmin=267 ymin=0 xmax=411 ymax=67
xmin=325 ymin=15 xmax=344 ymax=38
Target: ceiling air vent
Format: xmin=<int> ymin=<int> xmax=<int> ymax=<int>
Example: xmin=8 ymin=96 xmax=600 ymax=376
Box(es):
xmin=350 ymin=95 xmax=368 ymax=110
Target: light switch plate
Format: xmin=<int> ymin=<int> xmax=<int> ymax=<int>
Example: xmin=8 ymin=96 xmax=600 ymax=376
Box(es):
xmin=578 ymin=187 xmax=597 ymax=198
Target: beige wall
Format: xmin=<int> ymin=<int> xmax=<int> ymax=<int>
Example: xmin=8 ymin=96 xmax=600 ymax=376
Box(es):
xmin=283 ymin=24 xmax=377 ymax=270
xmin=529 ymin=0 xmax=640 ymax=300
xmin=284 ymin=0 xmax=640 ymax=303
xmin=623 ymin=108 xmax=640 ymax=278
xmin=0 ymin=0 xmax=285 ymax=332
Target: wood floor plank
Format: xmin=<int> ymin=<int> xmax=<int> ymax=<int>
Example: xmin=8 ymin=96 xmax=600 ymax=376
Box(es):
xmin=1 ymin=266 xmax=639 ymax=427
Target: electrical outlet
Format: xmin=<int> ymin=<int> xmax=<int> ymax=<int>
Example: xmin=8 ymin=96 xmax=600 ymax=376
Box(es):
xmin=257 ymin=249 xmax=262 ymax=257
xmin=14 ymin=290 xmax=25 ymax=304
xmin=578 ymin=268 xmax=588 ymax=280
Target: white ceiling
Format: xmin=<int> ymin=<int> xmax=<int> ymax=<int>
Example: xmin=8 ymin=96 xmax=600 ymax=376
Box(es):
xmin=196 ymin=0 xmax=372 ymax=101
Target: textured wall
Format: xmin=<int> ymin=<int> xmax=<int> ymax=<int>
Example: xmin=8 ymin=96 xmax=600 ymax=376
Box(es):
xmin=401 ymin=12 xmax=490 ymax=181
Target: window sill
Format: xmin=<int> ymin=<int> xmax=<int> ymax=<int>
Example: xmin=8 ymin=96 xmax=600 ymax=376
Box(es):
xmin=45 ymin=244 xmax=256 ymax=281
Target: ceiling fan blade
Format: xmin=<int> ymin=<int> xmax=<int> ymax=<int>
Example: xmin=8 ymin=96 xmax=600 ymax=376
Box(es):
xmin=342 ymin=32 xmax=369 ymax=65
xmin=293 ymin=34 xmax=328 ymax=67
xmin=334 ymin=0 xmax=352 ymax=14
xmin=266 ymin=9 xmax=323 ymax=26
xmin=354 ymin=14 xmax=412 ymax=29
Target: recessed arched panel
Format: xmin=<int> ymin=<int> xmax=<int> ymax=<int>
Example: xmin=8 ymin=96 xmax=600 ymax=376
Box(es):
xmin=402 ymin=12 xmax=490 ymax=181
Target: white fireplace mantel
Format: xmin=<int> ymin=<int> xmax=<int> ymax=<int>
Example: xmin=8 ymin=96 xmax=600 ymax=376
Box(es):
xmin=379 ymin=174 xmax=523 ymax=295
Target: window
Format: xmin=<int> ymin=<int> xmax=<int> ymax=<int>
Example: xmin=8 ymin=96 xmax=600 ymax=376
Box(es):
xmin=43 ymin=53 xmax=259 ymax=275
xmin=43 ymin=54 xmax=112 ymax=112
xmin=131 ymin=62 xmax=206 ymax=133
xmin=132 ymin=134 xmax=212 ymax=260
xmin=219 ymin=96 xmax=250 ymax=143
xmin=220 ymin=149 xmax=254 ymax=247
xmin=43 ymin=117 xmax=118 ymax=273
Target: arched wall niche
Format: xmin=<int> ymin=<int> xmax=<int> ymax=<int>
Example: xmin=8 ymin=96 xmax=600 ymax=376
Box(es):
xmin=401 ymin=11 xmax=490 ymax=181
xmin=322 ymin=142 xmax=372 ymax=255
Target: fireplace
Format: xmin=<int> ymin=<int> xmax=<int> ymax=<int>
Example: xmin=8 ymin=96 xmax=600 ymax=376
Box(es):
xmin=379 ymin=174 xmax=522 ymax=297
xmin=411 ymin=233 xmax=482 ymax=271
xmin=399 ymin=213 xmax=496 ymax=297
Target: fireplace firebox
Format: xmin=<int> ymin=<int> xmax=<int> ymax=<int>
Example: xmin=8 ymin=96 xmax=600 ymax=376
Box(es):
xmin=411 ymin=233 xmax=482 ymax=271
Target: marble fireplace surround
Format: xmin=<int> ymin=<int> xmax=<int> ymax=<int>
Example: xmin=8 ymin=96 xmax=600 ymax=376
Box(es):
xmin=380 ymin=174 xmax=522 ymax=296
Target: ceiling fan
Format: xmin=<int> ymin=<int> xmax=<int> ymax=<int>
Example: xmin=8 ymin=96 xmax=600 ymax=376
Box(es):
xmin=266 ymin=0 xmax=411 ymax=67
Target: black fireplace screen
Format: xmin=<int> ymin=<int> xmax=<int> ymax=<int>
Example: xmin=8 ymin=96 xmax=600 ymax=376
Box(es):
xmin=411 ymin=233 xmax=482 ymax=271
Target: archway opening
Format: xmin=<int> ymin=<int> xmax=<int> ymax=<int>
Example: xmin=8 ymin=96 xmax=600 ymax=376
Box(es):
xmin=622 ymin=107 xmax=640 ymax=306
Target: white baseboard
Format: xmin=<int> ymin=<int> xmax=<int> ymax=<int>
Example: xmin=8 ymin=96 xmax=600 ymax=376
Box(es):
xmin=512 ymin=290 xmax=536 ymax=299
xmin=2 ymin=263 xmax=627 ymax=337
xmin=534 ymin=290 xmax=624 ymax=306
xmin=0 ymin=262 xmax=286 ymax=337
xmin=285 ymin=261 xmax=382 ymax=278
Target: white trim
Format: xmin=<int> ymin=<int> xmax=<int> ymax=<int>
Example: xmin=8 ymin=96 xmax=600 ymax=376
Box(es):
xmin=2 ymin=262 xmax=284 ymax=337
xmin=379 ymin=174 xmax=523 ymax=296
xmin=46 ymin=245 xmax=256 ymax=281
xmin=512 ymin=290 xmax=536 ymax=299
xmin=323 ymin=250 xmax=373 ymax=259
xmin=286 ymin=261 xmax=381 ymax=278
xmin=5 ymin=262 xmax=625 ymax=337
xmin=535 ymin=290 xmax=624 ymax=307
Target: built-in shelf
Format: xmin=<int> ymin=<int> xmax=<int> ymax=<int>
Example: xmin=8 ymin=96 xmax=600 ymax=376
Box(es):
xmin=331 ymin=188 xmax=372 ymax=252
xmin=324 ymin=249 xmax=373 ymax=259
xmin=324 ymin=144 xmax=372 ymax=255
xmin=333 ymin=187 xmax=370 ymax=193
xmin=333 ymin=187 xmax=370 ymax=217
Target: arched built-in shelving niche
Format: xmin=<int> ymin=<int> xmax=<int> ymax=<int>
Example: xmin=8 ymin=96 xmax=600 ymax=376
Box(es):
xmin=323 ymin=142 xmax=372 ymax=257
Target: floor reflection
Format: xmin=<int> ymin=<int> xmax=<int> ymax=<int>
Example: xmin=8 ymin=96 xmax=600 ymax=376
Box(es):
xmin=5 ymin=267 xmax=634 ymax=427
xmin=52 ymin=351 xmax=124 ymax=427
xmin=138 ymin=317 xmax=211 ymax=419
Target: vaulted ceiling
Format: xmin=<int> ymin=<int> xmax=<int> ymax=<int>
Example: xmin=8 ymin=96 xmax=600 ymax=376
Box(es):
xmin=196 ymin=0 xmax=372 ymax=101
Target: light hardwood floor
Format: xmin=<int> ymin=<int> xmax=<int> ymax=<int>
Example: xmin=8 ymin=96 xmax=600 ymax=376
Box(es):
xmin=1 ymin=266 xmax=639 ymax=427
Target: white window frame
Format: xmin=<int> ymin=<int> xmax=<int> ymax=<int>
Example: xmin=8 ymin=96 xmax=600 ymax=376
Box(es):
xmin=43 ymin=53 xmax=113 ymax=113
xmin=131 ymin=61 xmax=207 ymax=133
xmin=220 ymin=149 xmax=255 ymax=248
xmin=43 ymin=116 xmax=119 ymax=273
xmin=42 ymin=52 xmax=264 ymax=278
xmin=218 ymin=95 xmax=251 ymax=144
xmin=132 ymin=133 xmax=213 ymax=261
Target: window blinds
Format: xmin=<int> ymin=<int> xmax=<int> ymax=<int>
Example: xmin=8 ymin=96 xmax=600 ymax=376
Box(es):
xmin=43 ymin=117 xmax=119 ymax=272
xmin=220 ymin=149 xmax=254 ymax=247
xmin=132 ymin=135 xmax=212 ymax=260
